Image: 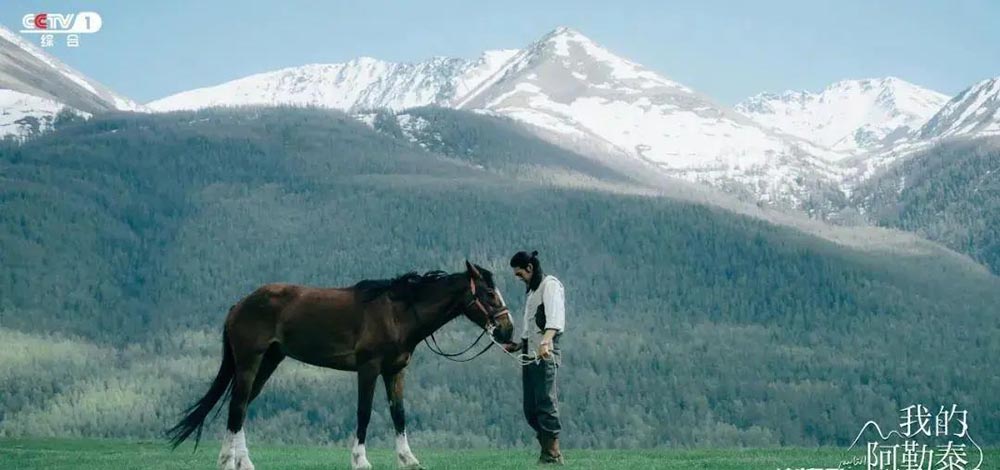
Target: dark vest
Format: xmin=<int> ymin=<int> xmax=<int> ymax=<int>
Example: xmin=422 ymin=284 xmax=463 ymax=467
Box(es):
xmin=534 ymin=304 xmax=547 ymax=332
xmin=521 ymin=289 xmax=560 ymax=353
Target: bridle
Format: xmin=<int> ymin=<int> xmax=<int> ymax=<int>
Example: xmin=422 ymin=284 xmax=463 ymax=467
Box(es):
xmin=424 ymin=277 xmax=514 ymax=363
xmin=465 ymin=276 xmax=510 ymax=328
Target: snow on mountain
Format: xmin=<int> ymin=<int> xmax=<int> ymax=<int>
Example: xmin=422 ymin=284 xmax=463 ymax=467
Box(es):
xmin=840 ymin=77 xmax=1000 ymax=186
xmin=918 ymin=77 xmax=1000 ymax=140
xmin=450 ymin=27 xmax=844 ymax=206
xmin=0 ymin=25 xmax=143 ymax=114
xmin=0 ymin=89 xmax=89 ymax=140
xmin=148 ymin=27 xmax=849 ymax=207
xmin=736 ymin=77 xmax=949 ymax=156
xmin=148 ymin=50 xmax=520 ymax=112
xmin=151 ymin=26 xmax=986 ymax=209
xmin=0 ymin=24 xmax=142 ymax=139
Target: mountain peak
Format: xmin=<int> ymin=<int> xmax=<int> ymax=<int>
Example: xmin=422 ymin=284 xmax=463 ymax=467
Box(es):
xmin=967 ymin=76 xmax=1000 ymax=94
xmin=533 ymin=25 xmax=605 ymax=59
xmin=824 ymin=77 xmax=925 ymax=95
xmin=149 ymin=46 xmax=521 ymax=112
xmin=346 ymin=56 xmax=383 ymax=65
xmin=737 ymin=76 xmax=948 ymax=154
xmin=543 ymin=26 xmax=587 ymax=40
xmin=918 ymin=76 xmax=1000 ymax=140
xmin=0 ymin=24 xmax=142 ymax=113
xmin=0 ymin=24 xmax=142 ymax=139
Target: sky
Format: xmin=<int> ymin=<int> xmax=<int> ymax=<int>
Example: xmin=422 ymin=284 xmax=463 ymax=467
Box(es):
xmin=3 ymin=0 xmax=998 ymax=106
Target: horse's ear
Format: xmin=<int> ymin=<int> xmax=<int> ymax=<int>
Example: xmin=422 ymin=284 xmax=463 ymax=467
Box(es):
xmin=465 ymin=260 xmax=482 ymax=279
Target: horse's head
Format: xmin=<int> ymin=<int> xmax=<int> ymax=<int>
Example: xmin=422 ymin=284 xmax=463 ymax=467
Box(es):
xmin=463 ymin=260 xmax=514 ymax=343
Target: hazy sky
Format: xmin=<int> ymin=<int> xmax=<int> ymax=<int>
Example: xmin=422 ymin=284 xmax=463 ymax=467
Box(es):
xmin=4 ymin=0 xmax=998 ymax=105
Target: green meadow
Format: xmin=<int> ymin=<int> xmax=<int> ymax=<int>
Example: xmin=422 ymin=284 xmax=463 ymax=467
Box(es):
xmin=1 ymin=438 xmax=996 ymax=470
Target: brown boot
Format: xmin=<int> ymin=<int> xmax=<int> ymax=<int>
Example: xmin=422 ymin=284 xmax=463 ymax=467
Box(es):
xmin=549 ymin=436 xmax=564 ymax=464
xmin=537 ymin=434 xmax=564 ymax=465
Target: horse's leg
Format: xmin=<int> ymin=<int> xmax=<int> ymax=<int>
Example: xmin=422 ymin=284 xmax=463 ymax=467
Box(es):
xmin=220 ymin=346 xmax=281 ymax=469
xmin=248 ymin=344 xmax=285 ymax=403
xmin=351 ymin=360 xmax=380 ymax=470
xmin=384 ymin=369 xmax=422 ymax=470
xmin=219 ymin=342 xmax=265 ymax=470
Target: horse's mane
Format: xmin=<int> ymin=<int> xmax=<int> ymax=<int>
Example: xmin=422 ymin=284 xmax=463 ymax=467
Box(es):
xmin=354 ymin=270 xmax=450 ymax=304
xmin=354 ymin=266 xmax=494 ymax=304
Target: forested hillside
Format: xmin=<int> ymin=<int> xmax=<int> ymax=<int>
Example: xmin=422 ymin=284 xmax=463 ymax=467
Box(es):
xmin=854 ymin=137 xmax=1000 ymax=275
xmin=1 ymin=108 xmax=997 ymax=449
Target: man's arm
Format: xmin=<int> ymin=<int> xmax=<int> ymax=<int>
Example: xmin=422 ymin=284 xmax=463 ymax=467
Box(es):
xmin=538 ymin=280 xmax=565 ymax=358
xmin=538 ymin=329 xmax=558 ymax=357
xmin=541 ymin=280 xmax=565 ymax=331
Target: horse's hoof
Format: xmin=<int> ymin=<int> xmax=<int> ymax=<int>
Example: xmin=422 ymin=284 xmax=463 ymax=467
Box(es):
xmin=350 ymin=437 xmax=371 ymax=470
xmin=235 ymin=455 xmax=255 ymax=470
xmin=397 ymin=453 xmax=424 ymax=469
xmin=352 ymin=455 xmax=373 ymax=470
xmin=220 ymin=456 xmax=237 ymax=470
xmin=398 ymin=461 xmax=425 ymax=470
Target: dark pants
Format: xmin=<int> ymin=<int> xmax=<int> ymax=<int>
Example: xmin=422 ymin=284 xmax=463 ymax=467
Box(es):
xmin=522 ymin=334 xmax=562 ymax=438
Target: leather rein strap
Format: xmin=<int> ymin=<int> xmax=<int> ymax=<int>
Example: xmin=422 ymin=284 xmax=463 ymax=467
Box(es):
xmin=424 ymin=277 xmax=509 ymax=362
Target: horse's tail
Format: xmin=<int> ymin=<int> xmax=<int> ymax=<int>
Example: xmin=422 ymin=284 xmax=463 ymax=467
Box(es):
xmin=167 ymin=325 xmax=235 ymax=450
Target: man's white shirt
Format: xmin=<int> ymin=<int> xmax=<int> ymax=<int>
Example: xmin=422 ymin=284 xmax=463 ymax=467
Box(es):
xmin=521 ymin=274 xmax=565 ymax=343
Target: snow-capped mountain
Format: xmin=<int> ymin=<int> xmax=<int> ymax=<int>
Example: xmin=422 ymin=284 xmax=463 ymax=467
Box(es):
xmin=0 ymin=89 xmax=88 ymax=139
xmin=839 ymin=77 xmax=1000 ymax=185
xmin=0 ymin=24 xmax=142 ymax=139
xmin=736 ymin=77 xmax=949 ymax=156
xmin=141 ymin=25 xmax=1000 ymax=212
xmin=0 ymin=26 xmax=141 ymax=113
xmin=150 ymin=27 xmax=848 ymax=208
xmin=148 ymin=51 xmax=519 ymax=112
xmin=455 ymin=27 xmax=852 ymax=206
xmin=918 ymin=77 xmax=1000 ymax=140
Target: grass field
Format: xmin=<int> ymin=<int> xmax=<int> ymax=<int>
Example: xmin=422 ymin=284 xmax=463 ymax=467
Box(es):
xmin=0 ymin=438 xmax=995 ymax=470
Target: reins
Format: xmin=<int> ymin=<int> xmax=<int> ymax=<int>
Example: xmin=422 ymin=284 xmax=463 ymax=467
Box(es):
xmin=422 ymin=276 xmax=537 ymax=365
xmin=426 ymin=323 xmax=539 ymax=365
xmin=424 ymin=330 xmax=494 ymax=362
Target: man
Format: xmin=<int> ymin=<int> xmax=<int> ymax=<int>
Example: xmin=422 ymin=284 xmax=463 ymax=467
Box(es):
xmin=503 ymin=250 xmax=565 ymax=465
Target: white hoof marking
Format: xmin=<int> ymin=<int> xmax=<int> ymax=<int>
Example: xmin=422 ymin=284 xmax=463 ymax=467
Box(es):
xmin=395 ymin=432 xmax=421 ymax=469
xmin=351 ymin=437 xmax=372 ymax=470
xmin=219 ymin=429 xmax=254 ymax=470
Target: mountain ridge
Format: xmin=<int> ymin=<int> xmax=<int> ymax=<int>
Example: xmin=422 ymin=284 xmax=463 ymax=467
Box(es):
xmin=736 ymin=77 xmax=949 ymax=155
xmin=5 ymin=24 xmax=999 ymax=219
xmin=148 ymin=27 xmax=850 ymax=209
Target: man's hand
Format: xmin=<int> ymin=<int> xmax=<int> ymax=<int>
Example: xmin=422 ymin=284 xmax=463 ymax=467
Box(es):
xmin=537 ymin=341 xmax=552 ymax=359
xmin=537 ymin=329 xmax=557 ymax=359
xmin=502 ymin=342 xmax=521 ymax=353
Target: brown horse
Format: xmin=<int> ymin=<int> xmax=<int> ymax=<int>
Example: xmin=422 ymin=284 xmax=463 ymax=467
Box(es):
xmin=168 ymin=261 xmax=513 ymax=470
